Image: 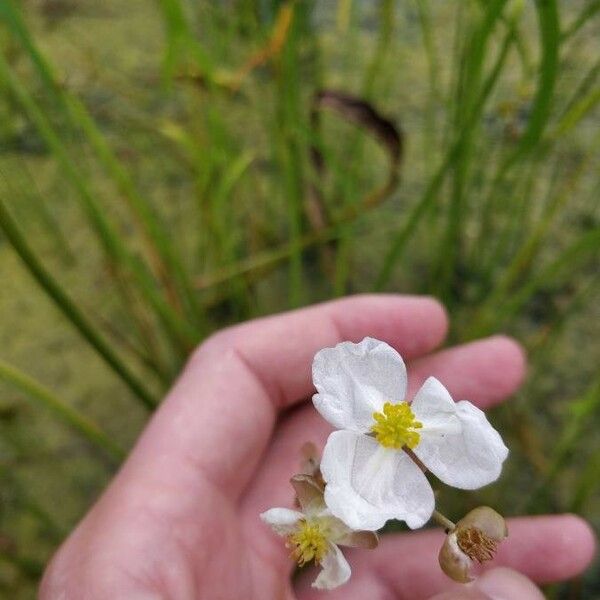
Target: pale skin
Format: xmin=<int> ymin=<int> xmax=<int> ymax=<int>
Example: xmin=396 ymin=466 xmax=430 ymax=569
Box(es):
xmin=40 ymin=295 xmax=596 ymax=599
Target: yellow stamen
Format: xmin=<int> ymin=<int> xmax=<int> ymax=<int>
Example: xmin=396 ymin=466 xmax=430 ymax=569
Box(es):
xmin=287 ymin=519 xmax=329 ymax=566
xmin=371 ymin=401 xmax=423 ymax=449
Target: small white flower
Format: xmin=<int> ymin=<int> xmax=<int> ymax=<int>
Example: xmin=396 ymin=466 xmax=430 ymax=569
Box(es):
xmin=313 ymin=338 xmax=509 ymax=531
xmin=260 ymin=474 xmax=377 ymax=590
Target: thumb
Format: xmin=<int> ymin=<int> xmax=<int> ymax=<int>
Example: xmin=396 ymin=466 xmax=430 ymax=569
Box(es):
xmin=428 ymin=567 xmax=545 ymax=600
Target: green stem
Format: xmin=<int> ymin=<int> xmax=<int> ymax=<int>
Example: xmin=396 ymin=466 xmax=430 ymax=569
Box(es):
xmin=432 ymin=510 xmax=456 ymax=531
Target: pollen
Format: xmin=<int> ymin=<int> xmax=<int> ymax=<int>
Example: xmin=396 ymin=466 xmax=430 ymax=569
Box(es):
xmin=288 ymin=519 xmax=329 ymax=566
xmin=456 ymin=526 xmax=498 ymax=563
xmin=371 ymin=401 xmax=423 ymax=449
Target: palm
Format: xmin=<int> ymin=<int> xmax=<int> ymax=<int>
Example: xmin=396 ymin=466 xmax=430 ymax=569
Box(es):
xmin=40 ymin=296 xmax=594 ymax=599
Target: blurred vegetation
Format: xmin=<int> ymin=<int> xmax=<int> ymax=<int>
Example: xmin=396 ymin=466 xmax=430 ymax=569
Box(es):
xmin=0 ymin=0 xmax=599 ymax=597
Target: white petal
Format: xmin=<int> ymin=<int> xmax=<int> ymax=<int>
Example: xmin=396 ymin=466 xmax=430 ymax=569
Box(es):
xmin=312 ymin=338 xmax=407 ymax=432
xmin=337 ymin=530 xmax=379 ymax=549
xmin=411 ymin=377 xmax=509 ymax=490
xmin=312 ymin=543 xmax=351 ymax=590
xmin=319 ymin=514 xmax=354 ymax=543
xmin=259 ymin=508 xmax=303 ymax=536
xmin=320 ymin=430 xmax=434 ymax=531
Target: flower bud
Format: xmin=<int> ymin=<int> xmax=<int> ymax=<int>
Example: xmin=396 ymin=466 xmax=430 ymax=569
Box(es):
xmin=439 ymin=506 xmax=507 ymax=583
xmin=300 ymin=441 xmax=321 ymax=477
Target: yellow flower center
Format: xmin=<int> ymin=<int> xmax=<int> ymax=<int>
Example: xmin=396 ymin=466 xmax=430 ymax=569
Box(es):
xmin=371 ymin=401 xmax=423 ymax=449
xmin=288 ymin=519 xmax=329 ymax=566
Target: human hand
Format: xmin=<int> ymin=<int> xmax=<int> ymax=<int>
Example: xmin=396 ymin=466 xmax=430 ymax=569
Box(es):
xmin=40 ymin=295 xmax=596 ymax=599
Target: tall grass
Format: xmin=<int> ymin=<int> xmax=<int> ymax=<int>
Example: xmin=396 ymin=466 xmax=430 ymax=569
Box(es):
xmin=0 ymin=0 xmax=598 ymax=597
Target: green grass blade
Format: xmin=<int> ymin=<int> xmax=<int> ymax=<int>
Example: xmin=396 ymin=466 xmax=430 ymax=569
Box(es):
xmin=65 ymin=95 xmax=205 ymax=328
xmin=1 ymin=1 xmax=194 ymax=304
xmin=157 ymin=0 xmax=215 ymax=80
xmin=518 ymin=0 xmax=560 ymax=154
xmin=435 ymin=0 xmax=511 ymax=300
xmin=375 ymin=1 xmax=525 ymax=291
xmin=469 ymin=0 xmax=560 ymax=284
xmin=0 ymin=52 xmax=198 ymax=355
xmin=469 ymin=227 xmax=600 ymax=336
xmin=552 ymin=87 xmax=600 ymax=139
xmin=0 ymin=197 xmax=157 ymax=410
xmin=210 ymin=150 xmax=255 ymax=314
xmin=277 ymin=7 xmax=305 ymax=308
xmin=495 ymin=0 xmax=559 ymax=178
xmin=561 ymin=0 xmax=600 ymax=40
xmin=0 ymin=158 xmax=75 ymax=265
xmin=471 ymin=162 xmax=589 ymax=321
xmin=373 ymin=158 xmax=449 ymax=291
xmin=524 ymin=378 xmax=600 ymax=512
xmin=414 ymin=0 xmax=441 ymax=176
xmin=557 ymin=57 xmax=600 ymax=122
xmin=569 ymin=450 xmax=600 ymax=513
xmin=0 ymin=2 xmax=203 ymax=341
xmin=0 ymin=359 xmax=126 ymax=462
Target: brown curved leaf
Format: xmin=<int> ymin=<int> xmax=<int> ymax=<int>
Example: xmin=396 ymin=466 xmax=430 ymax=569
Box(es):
xmin=307 ymin=89 xmax=403 ymax=233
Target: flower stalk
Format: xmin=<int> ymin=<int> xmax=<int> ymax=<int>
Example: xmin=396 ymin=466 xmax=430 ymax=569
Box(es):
xmin=431 ymin=510 xmax=456 ymax=532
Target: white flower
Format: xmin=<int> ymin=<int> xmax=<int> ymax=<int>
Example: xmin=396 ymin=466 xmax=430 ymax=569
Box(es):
xmin=260 ymin=474 xmax=377 ymax=590
xmin=313 ymin=338 xmax=509 ymax=531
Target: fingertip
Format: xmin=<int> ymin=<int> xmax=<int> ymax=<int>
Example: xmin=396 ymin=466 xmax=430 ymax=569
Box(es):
xmin=499 ymin=514 xmax=597 ymax=583
xmin=420 ymin=295 xmax=450 ymax=340
xmin=463 ymin=335 xmax=526 ymax=407
xmin=415 ymin=294 xmax=449 ymax=320
xmin=332 ymin=294 xmax=449 ymax=358
xmin=489 ymin=335 xmax=527 ymax=392
xmin=386 ymin=294 xmax=449 ymax=355
xmin=553 ymin=514 xmax=597 ymax=574
xmin=407 ymin=333 xmax=526 ymax=408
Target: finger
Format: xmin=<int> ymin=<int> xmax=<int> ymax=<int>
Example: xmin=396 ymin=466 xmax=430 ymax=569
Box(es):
xmin=295 ymin=514 xmax=595 ymax=600
xmin=242 ymin=335 xmax=525 ymax=520
xmin=409 ymin=334 xmax=526 ymax=409
xmin=428 ymin=567 xmax=544 ymax=600
xmin=97 ymin=295 xmax=447 ymax=504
